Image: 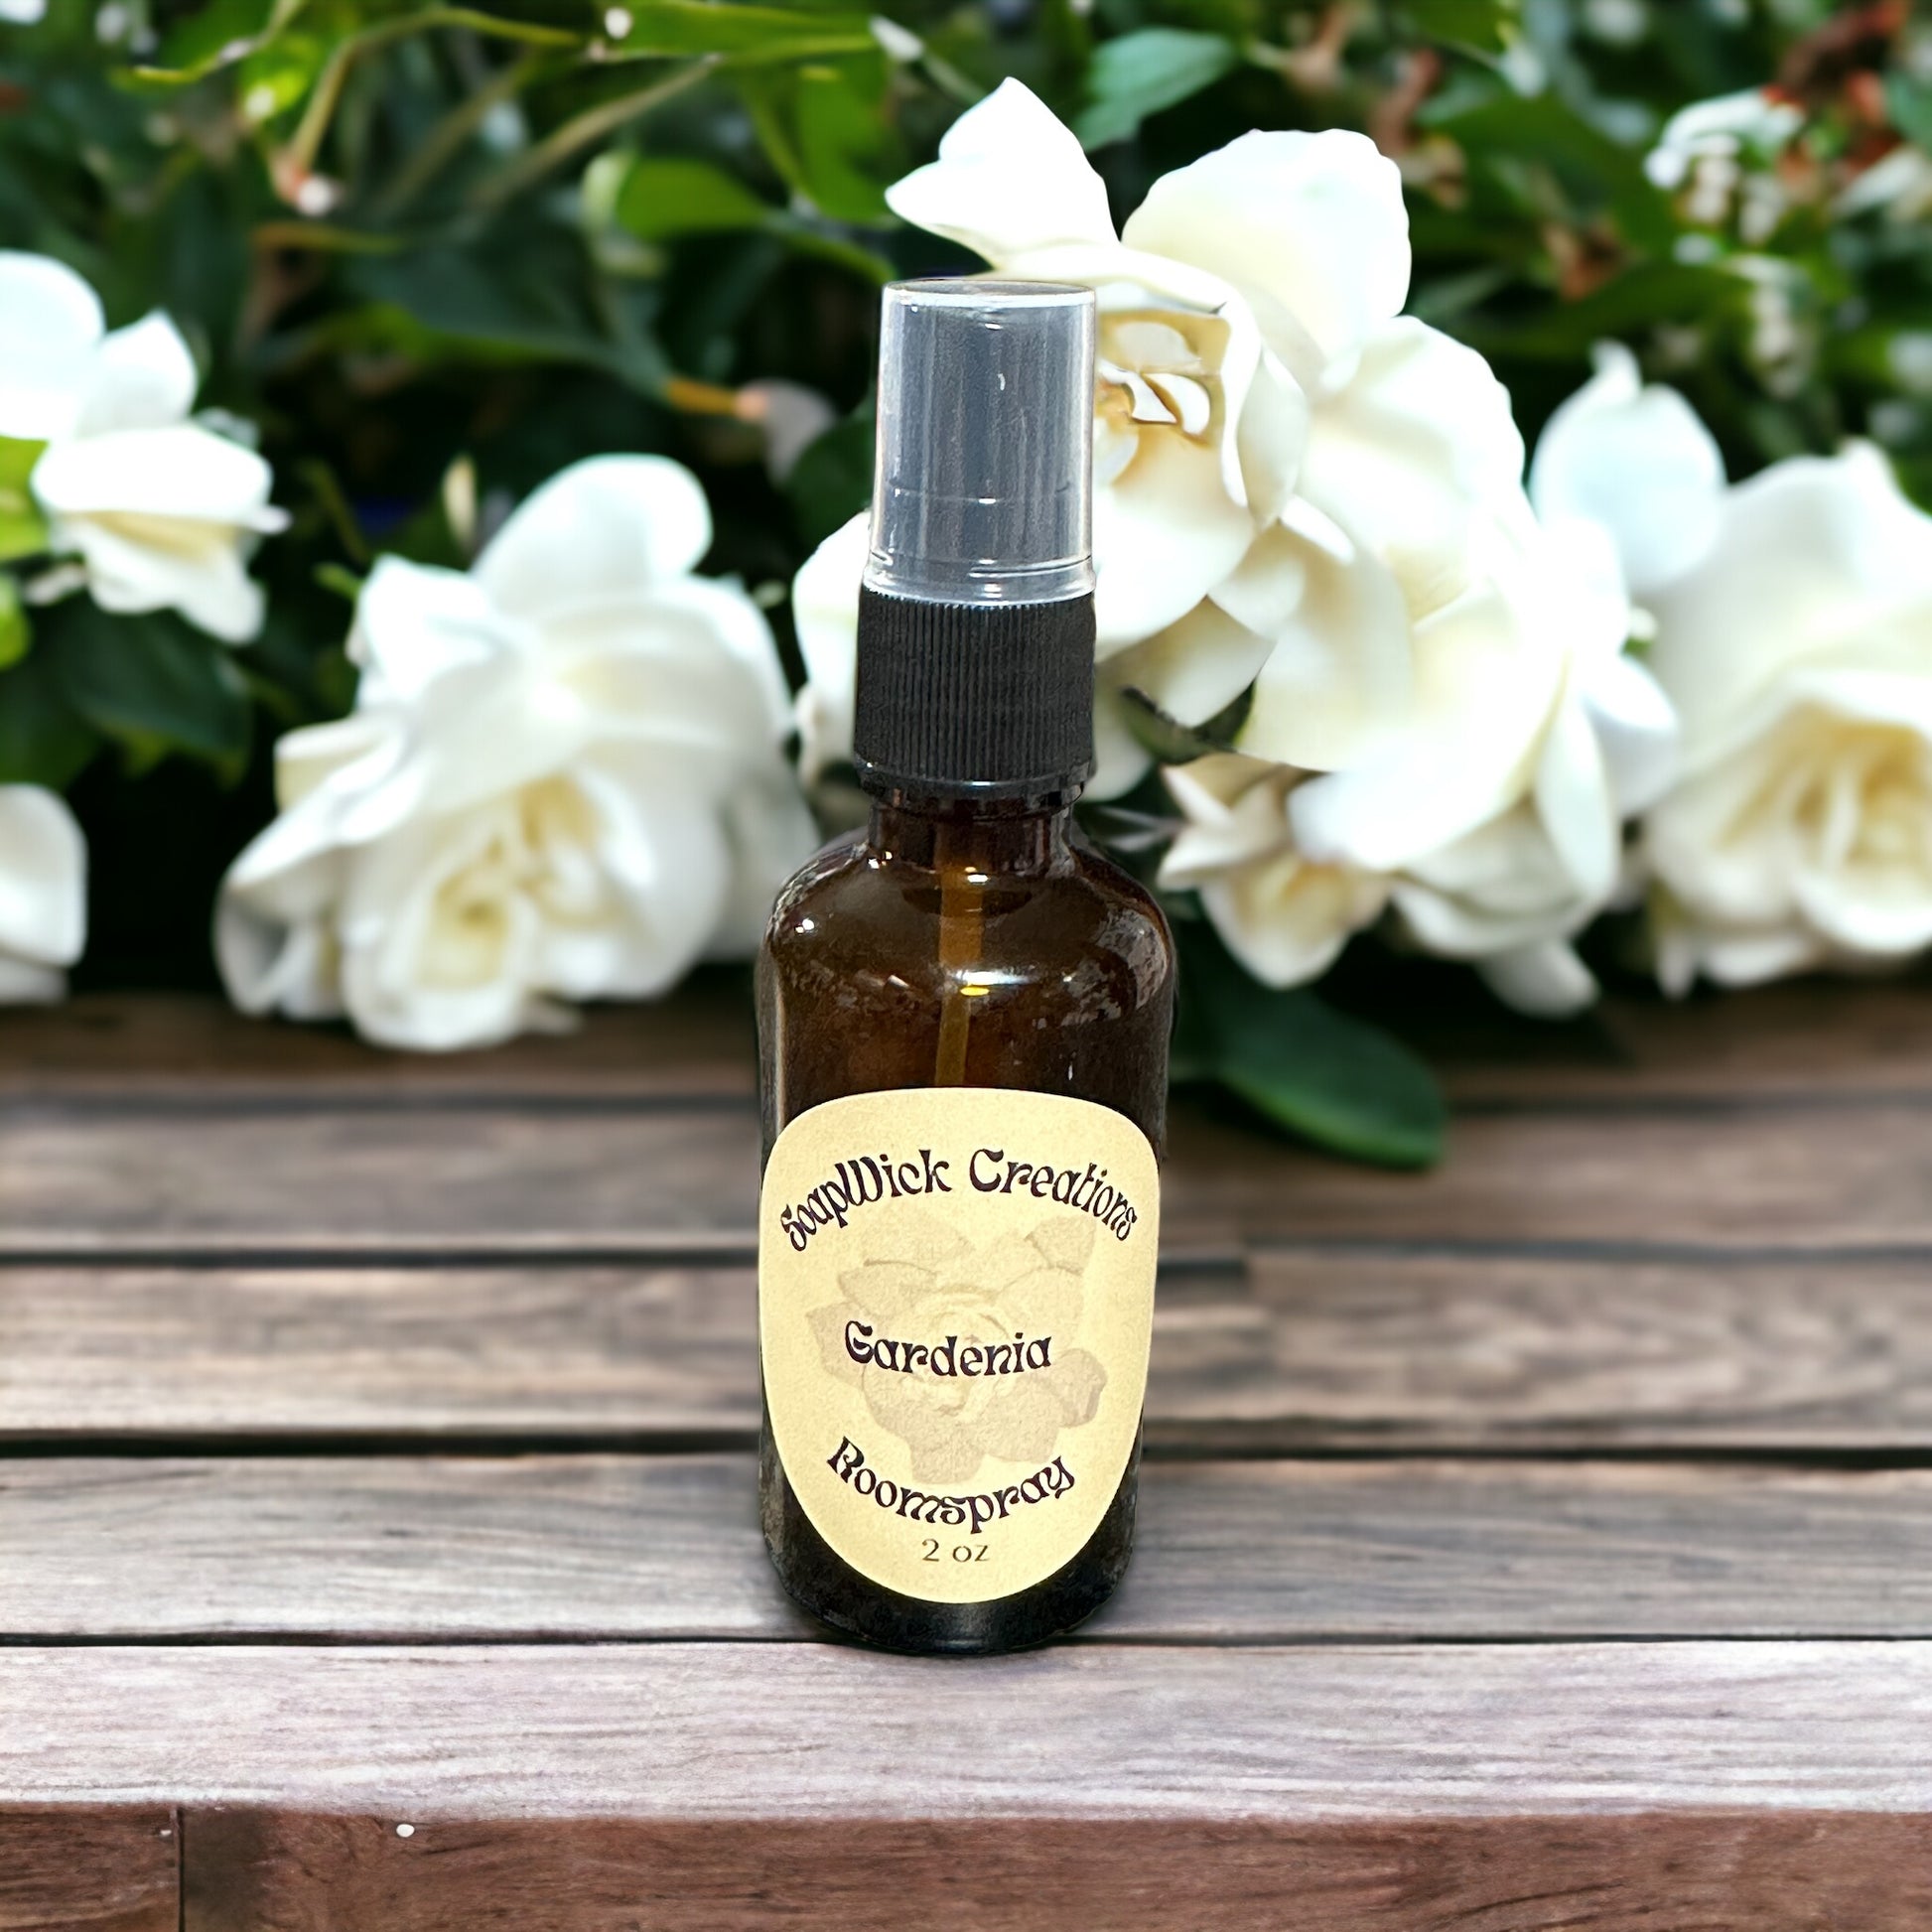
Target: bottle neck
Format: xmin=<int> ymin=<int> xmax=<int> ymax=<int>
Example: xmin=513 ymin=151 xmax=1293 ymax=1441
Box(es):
xmin=865 ymin=786 xmax=1078 ymax=880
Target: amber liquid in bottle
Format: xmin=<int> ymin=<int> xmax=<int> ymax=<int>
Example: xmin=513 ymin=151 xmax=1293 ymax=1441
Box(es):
xmin=757 ymin=786 xmax=1174 ymax=1651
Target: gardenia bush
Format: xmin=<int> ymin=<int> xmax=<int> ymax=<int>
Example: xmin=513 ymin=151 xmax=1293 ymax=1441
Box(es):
xmin=1 ymin=0 xmax=1927 ymax=1165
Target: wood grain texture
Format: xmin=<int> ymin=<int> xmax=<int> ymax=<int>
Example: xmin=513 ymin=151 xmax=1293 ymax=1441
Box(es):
xmin=11 ymin=1250 xmax=1932 ymax=1449
xmin=7 ymin=1643 xmax=1932 ymax=1819
xmin=10 ymin=1097 xmax=1932 ymax=1253
xmin=0 ymin=1104 xmax=759 ymax=1256
xmin=0 ymin=988 xmax=756 ymax=1100
xmin=7 ymin=1456 xmax=1932 ymax=1642
xmin=178 ymin=1809 xmax=1932 ymax=1932
xmin=16 ymin=974 xmax=1932 ymax=1104
xmin=0 ymin=1809 xmax=178 ymax=1932
xmin=0 ymin=1266 xmax=755 ymax=1441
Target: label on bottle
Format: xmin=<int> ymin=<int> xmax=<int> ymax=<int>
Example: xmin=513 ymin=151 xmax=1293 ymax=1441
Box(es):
xmin=759 ymin=1087 xmax=1160 ymax=1605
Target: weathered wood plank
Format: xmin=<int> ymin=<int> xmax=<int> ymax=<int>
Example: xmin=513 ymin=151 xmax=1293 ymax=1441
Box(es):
xmin=9 ymin=1252 xmax=1932 ymax=1449
xmin=0 ymin=1267 xmax=753 ymax=1442
xmin=8 ymin=1098 xmax=1932 ymax=1253
xmin=0 ymin=1808 xmax=178 ymax=1932
xmin=6 ymin=1456 xmax=1932 ymax=1642
xmin=16 ymin=975 xmax=1932 ymax=1104
xmin=1159 ymin=1247 xmax=1932 ymax=1450
xmin=180 ymin=1809 xmax=1932 ymax=1932
xmin=0 ymin=988 xmax=756 ymax=1100
xmin=1423 ymin=969 xmax=1932 ymax=1103
xmin=7 ymin=1643 xmax=1931 ymax=1818
xmin=0 ymin=1105 xmax=759 ymax=1256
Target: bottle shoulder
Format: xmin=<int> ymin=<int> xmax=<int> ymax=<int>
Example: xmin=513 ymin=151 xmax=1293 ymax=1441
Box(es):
xmin=761 ymin=827 xmax=1173 ymax=1011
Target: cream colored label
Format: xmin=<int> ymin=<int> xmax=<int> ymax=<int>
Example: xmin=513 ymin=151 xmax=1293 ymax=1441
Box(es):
xmin=759 ymin=1087 xmax=1159 ymax=1604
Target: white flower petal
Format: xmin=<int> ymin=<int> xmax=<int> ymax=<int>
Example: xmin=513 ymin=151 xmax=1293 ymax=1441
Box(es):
xmin=1088 ymin=682 xmax=1153 ymax=800
xmin=1533 ymin=676 xmax=1619 ymax=905
xmin=1122 ymin=128 xmax=1409 ymax=383
xmin=710 ymin=764 xmax=821 ymax=957
xmin=475 ymin=454 xmax=714 ymax=624
xmin=0 ymin=954 xmax=67 ymax=1001
xmin=1233 ymin=510 xmax=1414 ymax=773
xmin=77 ymin=312 xmax=200 ymax=436
xmin=1234 ymin=353 xmax=1308 ymax=528
xmin=32 ymin=422 xmax=280 ymax=527
xmin=1476 ymin=939 xmax=1599 ymax=1017
xmin=1586 ymin=648 xmax=1680 ymax=817
xmin=1092 ymin=424 xmax=1256 ymax=650
xmin=1528 ymin=343 xmax=1725 ymax=597
xmin=885 ymin=78 xmax=1116 ymax=264
xmin=1161 ymin=753 xmax=1289 ymax=884
xmin=0 ymin=251 xmax=103 ymax=440
xmin=1647 ymin=444 xmax=1932 ymax=757
xmin=1290 ymin=573 xmax=1561 ymax=871
xmin=0 ymin=784 xmax=85 ymax=972
xmin=223 ymin=451 xmax=809 ymax=1049
xmin=1299 ymin=319 xmax=1527 ymax=621
xmin=1105 ymin=599 xmax=1273 ymax=732
xmin=1202 ymin=856 xmax=1383 ymax=988
xmin=55 ymin=513 xmax=267 ymax=642
xmin=350 ymin=556 xmax=515 ymax=706
xmin=791 ymin=509 xmax=867 ymax=780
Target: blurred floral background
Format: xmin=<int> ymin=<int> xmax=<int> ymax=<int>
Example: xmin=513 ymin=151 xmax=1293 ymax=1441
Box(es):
xmin=1 ymin=0 xmax=1929 ymax=1164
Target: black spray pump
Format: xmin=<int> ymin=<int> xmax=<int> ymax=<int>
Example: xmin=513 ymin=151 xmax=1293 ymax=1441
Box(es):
xmin=853 ymin=279 xmax=1098 ymax=798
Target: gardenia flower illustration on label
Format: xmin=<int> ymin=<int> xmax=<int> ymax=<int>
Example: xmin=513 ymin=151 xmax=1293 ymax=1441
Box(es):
xmin=0 ymin=252 xmax=286 ymax=642
xmin=1533 ymin=349 xmax=1932 ymax=992
xmin=0 ymin=785 xmax=85 ymax=1003
xmin=808 ymin=1213 xmax=1108 ymax=1485
xmin=217 ymin=455 xmax=817 ymax=1050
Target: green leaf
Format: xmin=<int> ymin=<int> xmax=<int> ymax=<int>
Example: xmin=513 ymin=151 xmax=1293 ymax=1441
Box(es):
xmin=1397 ymin=0 xmax=1519 ymax=55
xmin=1075 ymin=28 xmax=1239 ymax=149
xmin=612 ymin=156 xmax=774 ymax=240
xmin=786 ymin=399 xmax=874 ymax=548
xmin=332 ymin=243 xmax=669 ymax=390
xmin=613 ymin=2 xmax=877 ymax=62
xmin=140 ymin=0 xmax=313 ymax=82
xmin=1887 ymin=72 xmax=1932 ymax=154
xmin=0 ymin=646 xmax=99 ymax=791
xmin=1455 ymin=260 xmax=1744 ymax=360
xmin=0 ymin=438 xmax=50 ymax=565
xmin=1428 ymin=90 xmax=1675 ymax=254
xmin=1176 ymin=924 xmax=1446 ymax=1169
xmin=51 ymin=611 xmax=253 ymax=769
xmin=0 ymin=575 xmax=28 ymax=672
xmin=792 ymin=60 xmax=896 ymax=222
xmin=736 ymin=54 xmax=898 ymax=224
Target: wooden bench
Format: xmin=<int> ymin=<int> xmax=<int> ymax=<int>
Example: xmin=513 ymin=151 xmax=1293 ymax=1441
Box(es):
xmin=4 ymin=979 xmax=1931 ymax=1929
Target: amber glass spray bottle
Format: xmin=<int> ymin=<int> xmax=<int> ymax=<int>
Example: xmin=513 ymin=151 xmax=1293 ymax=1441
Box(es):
xmin=756 ymin=280 xmax=1175 ymax=1653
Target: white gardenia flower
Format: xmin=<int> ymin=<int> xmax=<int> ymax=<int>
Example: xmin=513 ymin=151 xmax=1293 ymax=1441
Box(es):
xmin=0 ymin=785 xmax=85 ymax=1003
xmin=1163 ymin=502 xmax=1677 ymax=1017
xmin=794 ymin=84 xmax=1673 ymax=1013
xmin=793 ymin=78 xmax=1411 ymax=787
xmin=1532 ymin=350 xmax=1932 ymax=992
xmin=216 ymin=455 xmax=817 ymax=1051
xmin=1644 ymin=88 xmax=1804 ymax=192
xmin=0 ymin=251 xmax=286 ymax=641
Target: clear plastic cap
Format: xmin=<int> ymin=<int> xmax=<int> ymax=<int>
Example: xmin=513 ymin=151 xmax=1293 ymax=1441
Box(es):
xmin=865 ymin=279 xmax=1096 ymax=606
